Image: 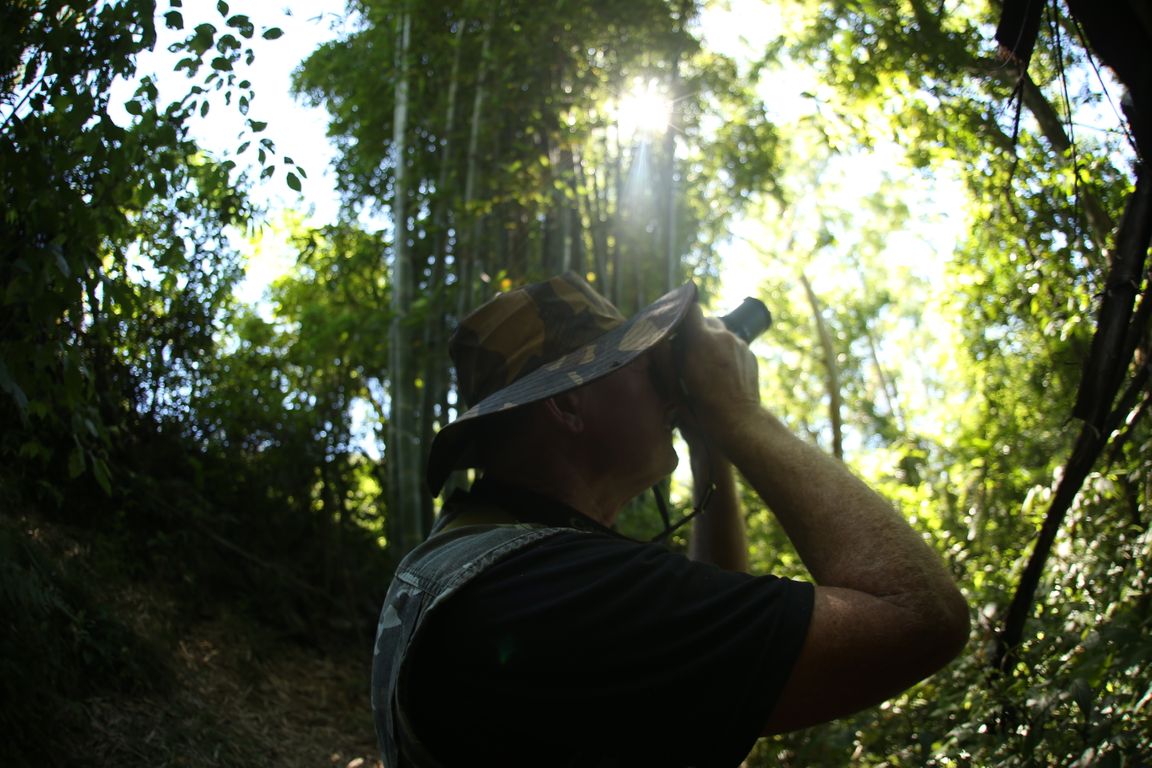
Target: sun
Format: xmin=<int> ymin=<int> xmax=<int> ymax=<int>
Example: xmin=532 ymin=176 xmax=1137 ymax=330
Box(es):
xmin=615 ymin=77 xmax=673 ymax=139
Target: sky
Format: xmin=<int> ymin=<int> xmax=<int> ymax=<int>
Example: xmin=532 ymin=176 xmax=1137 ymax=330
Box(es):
xmin=115 ymin=1 xmax=350 ymax=304
xmin=115 ymin=0 xmax=977 ymax=463
xmin=122 ymin=0 xmax=968 ymax=314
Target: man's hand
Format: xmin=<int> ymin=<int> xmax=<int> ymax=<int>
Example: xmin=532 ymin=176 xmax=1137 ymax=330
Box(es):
xmin=674 ymin=304 xmax=760 ymax=437
xmin=663 ymin=305 xmax=758 ymax=573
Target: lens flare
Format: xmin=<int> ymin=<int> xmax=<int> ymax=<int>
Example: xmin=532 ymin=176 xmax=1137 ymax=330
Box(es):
xmin=615 ymin=78 xmax=672 ymax=139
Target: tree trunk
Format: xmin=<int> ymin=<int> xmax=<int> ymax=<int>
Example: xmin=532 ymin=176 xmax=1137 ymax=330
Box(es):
xmin=458 ymin=1 xmax=495 ymax=319
xmin=801 ymin=273 xmax=844 ymax=460
xmin=663 ymin=64 xmax=681 ymax=293
xmin=387 ymin=5 xmax=423 ymax=557
xmin=419 ymin=17 xmax=465 ymax=525
xmin=863 ymin=317 xmax=903 ymax=431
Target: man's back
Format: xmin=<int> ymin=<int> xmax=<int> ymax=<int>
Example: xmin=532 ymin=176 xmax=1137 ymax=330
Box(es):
xmin=374 ymin=482 xmax=813 ymax=767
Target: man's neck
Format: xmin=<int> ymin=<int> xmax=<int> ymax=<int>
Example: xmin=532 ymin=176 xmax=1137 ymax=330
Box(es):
xmin=478 ymin=470 xmax=624 ymax=527
xmin=465 ymin=476 xmax=621 ymax=535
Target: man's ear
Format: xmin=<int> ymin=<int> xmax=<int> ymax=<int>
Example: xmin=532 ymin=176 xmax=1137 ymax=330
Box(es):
xmin=543 ymin=391 xmax=585 ymax=433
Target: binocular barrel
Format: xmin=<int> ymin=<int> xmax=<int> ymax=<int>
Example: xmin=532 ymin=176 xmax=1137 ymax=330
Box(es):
xmin=719 ymin=297 xmax=772 ymax=344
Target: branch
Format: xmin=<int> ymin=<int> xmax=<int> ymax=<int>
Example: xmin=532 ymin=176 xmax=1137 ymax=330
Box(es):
xmin=993 ymin=165 xmax=1152 ymax=674
xmin=992 ymin=419 xmax=1101 ymax=673
xmin=1105 ymin=360 xmax=1152 ymax=465
xmin=972 ymin=60 xmax=1117 ymax=250
xmin=1073 ymin=165 xmax=1152 ymax=428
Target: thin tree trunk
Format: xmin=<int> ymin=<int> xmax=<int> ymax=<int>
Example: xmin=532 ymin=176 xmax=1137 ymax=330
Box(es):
xmin=579 ymin=150 xmax=608 ymax=282
xmin=801 ymin=273 xmax=844 ymax=460
xmin=419 ymin=17 xmax=465 ymax=523
xmin=388 ymin=5 xmax=423 ymax=556
xmin=864 ymin=320 xmax=903 ymax=431
xmin=457 ymin=1 xmax=495 ymax=319
xmin=663 ymin=8 xmax=689 ymax=292
xmin=611 ymin=124 xmax=624 ymax=304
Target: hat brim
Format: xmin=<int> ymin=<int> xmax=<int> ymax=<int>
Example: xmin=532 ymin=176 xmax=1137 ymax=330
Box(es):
xmin=426 ymin=281 xmax=698 ymax=494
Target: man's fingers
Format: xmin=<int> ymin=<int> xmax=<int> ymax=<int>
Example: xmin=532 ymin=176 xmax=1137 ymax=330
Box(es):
xmin=674 ymin=305 xmax=761 ymax=427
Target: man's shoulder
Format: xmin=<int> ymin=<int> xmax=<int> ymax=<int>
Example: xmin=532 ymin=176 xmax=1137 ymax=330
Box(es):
xmin=390 ymin=521 xmax=575 ymax=596
xmin=459 ymin=525 xmax=779 ymax=604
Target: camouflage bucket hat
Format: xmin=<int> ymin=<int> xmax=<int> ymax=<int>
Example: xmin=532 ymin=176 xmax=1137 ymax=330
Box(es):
xmin=426 ymin=272 xmax=698 ymax=494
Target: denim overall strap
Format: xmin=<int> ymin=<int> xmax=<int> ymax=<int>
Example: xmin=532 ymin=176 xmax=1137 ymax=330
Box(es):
xmin=372 ymin=523 xmax=569 ymax=767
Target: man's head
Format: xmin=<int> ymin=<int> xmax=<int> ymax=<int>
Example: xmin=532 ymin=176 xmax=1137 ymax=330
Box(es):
xmin=426 ymin=272 xmax=697 ymax=496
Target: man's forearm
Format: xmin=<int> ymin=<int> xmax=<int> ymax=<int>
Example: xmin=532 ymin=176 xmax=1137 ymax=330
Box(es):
xmin=674 ymin=306 xmax=967 ymax=729
xmin=717 ymin=407 xmax=966 ymax=625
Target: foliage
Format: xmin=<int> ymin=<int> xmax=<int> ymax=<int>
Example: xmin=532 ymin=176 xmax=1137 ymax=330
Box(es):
xmin=291 ymin=0 xmax=784 ymax=547
xmin=0 ymin=0 xmax=268 ymax=504
xmin=3 ymin=0 xmax=1151 ymax=764
xmin=1 ymin=2 xmax=388 ymax=763
xmin=727 ymin=0 xmax=1150 ymax=765
xmin=0 ymin=510 xmax=170 ymax=766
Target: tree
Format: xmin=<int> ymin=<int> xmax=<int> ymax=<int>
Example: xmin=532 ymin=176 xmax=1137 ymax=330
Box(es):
xmin=0 ymin=0 xmax=278 ymax=501
xmin=737 ymin=0 xmax=1150 ymax=763
xmin=294 ymin=0 xmax=780 ymax=557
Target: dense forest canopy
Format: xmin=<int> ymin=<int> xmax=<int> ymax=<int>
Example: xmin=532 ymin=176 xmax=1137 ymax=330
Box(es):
xmin=2 ymin=0 xmax=1149 ymax=765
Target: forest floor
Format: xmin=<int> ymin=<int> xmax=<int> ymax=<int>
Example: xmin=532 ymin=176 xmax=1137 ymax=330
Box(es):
xmin=80 ymin=594 xmax=383 ymax=768
xmin=14 ymin=512 xmax=384 ymax=768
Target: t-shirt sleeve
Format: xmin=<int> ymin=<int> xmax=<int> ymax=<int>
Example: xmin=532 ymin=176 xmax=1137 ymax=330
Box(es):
xmin=407 ymin=531 xmax=815 ymax=767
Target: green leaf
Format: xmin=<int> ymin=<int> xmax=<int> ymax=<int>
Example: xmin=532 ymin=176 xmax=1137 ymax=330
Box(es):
xmin=68 ymin=446 xmax=86 ymax=479
xmin=18 ymin=441 xmax=48 ymax=461
xmin=217 ymin=0 xmax=229 ymax=16
xmin=227 ymin=15 xmax=255 ymax=38
xmin=0 ymin=360 xmax=29 ymax=411
xmin=164 ymin=10 xmax=184 ymax=29
xmin=262 ymin=27 xmax=284 ymax=40
xmin=139 ymin=77 xmax=159 ymax=102
xmin=92 ymin=456 xmax=112 ymax=495
xmin=286 ymin=172 xmax=301 ymax=192
xmin=191 ymin=23 xmax=216 ymax=55
xmin=124 ymin=99 xmax=143 ymax=116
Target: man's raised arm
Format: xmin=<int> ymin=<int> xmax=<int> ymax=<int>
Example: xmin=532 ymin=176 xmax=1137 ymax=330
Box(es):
xmin=677 ymin=305 xmax=970 ymax=733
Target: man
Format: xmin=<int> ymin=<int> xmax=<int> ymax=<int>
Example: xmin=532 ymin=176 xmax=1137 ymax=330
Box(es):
xmin=372 ymin=273 xmax=968 ymax=766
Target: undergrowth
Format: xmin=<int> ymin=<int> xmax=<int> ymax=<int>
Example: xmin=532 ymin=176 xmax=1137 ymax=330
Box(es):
xmin=0 ymin=429 xmax=389 ymax=768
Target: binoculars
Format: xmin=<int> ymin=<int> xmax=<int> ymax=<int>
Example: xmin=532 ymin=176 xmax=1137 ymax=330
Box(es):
xmin=719 ymin=297 xmax=772 ymax=344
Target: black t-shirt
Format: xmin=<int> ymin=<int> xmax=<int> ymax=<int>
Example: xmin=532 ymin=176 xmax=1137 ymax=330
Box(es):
xmin=405 ymin=484 xmax=814 ymax=767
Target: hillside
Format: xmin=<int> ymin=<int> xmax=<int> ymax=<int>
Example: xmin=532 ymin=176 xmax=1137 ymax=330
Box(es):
xmin=3 ymin=506 xmax=383 ymax=768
